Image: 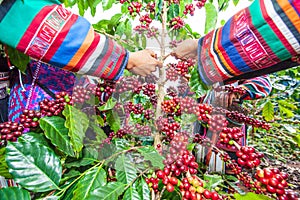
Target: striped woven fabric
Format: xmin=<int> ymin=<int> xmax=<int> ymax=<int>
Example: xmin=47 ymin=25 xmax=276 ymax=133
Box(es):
xmin=0 ymin=0 xmax=128 ymax=80
xmin=239 ymin=75 xmax=272 ymax=100
xmin=198 ymin=0 xmax=300 ymax=85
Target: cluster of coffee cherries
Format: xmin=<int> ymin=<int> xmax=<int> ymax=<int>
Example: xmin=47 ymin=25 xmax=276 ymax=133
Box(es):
xmin=224 ymin=85 xmax=247 ymax=96
xmin=72 ymin=85 xmax=92 ymax=104
xmin=236 ymin=146 xmax=264 ymax=169
xmin=161 ymin=97 xmax=181 ymax=116
xmin=0 ymin=121 xmax=24 ymax=143
xmin=175 ymin=59 xmax=194 ymax=77
xmin=164 ymin=141 xmax=199 ymax=176
xmin=195 ymin=103 xmax=213 ymax=123
xmin=158 ymin=117 xmax=181 ymax=140
xmin=169 ymin=16 xmax=185 ymax=29
xmin=183 ymin=4 xmax=195 ymax=16
xmin=19 ymin=109 xmax=42 ymax=129
xmin=166 ymin=86 xmax=178 ymax=97
xmin=180 ymin=176 xmax=220 ymax=200
xmin=255 ymin=168 xmax=293 ymax=199
xmin=92 ymin=80 xmax=116 ymax=102
xmin=166 ymin=63 xmax=180 ymax=81
xmin=115 ymin=77 xmax=141 ymax=93
xmin=124 ymin=102 xmax=143 ymax=115
xmin=163 ymin=134 xmax=188 ymax=164
xmin=39 ymin=92 xmax=72 ymax=117
xmin=225 ymin=110 xmax=271 ymax=130
xmin=208 ymin=114 xmax=228 ymax=133
xmin=195 ymin=0 xmax=207 ymax=9
xmin=179 ymin=97 xmax=197 ymax=114
xmin=217 ymin=127 xmax=244 ymax=150
xmin=148 ymin=171 xmax=179 ymax=193
xmin=134 ymin=83 xmax=156 ymax=97
xmin=169 ymin=39 xmax=183 ymax=48
xmin=134 ymin=124 xmax=152 ymax=136
xmin=145 ymin=176 xmax=160 ymax=193
xmin=143 ymin=109 xmax=154 ymax=120
xmin=139 ymin=14 xmax=152 ymax=27
xmin=127 ymin=1 xmax=142 ymax=16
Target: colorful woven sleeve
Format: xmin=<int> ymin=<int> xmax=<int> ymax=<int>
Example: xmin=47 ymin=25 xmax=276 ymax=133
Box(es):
xmin=238 ymin=75 xmax=272 ymax=100
xmin=197 ymin=0 xmax=300 ymax=85
xmin=0 ymin=0 xmax=128 ymax=80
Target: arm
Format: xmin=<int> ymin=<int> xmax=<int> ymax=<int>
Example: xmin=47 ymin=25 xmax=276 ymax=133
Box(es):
xmin=238 ymin=75 xmax=272 ymax=100
xmin=172 ymin=0 xmax=300 ymax=85
xmin=0 ymin=0 xmax=161 ymax=80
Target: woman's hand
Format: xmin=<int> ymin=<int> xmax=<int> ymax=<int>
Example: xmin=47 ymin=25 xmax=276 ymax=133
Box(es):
xmin=127 ymin=49 xmax=163 ymax=76
xmin=170 ymin=39 xmax=198 ymax=60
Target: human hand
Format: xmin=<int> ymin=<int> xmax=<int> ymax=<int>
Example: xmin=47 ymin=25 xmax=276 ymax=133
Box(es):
xmin=127 ymin=49 xmax=163 ymax=76
xmin=170 ymin=39 xmax=198 ymax=60
xmin=214 ymin=91 xmax=239 ymax=108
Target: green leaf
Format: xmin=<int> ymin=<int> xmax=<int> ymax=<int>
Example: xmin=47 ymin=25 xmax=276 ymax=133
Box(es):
xmin=167 ymin=3 xmax=179 ymax=21
xmin=106 ymin=110 xmax=121 ymax=132
xmin=98 ymin=98 xmax=117 ymax=111
xmin=59 ymin=178 xmax=78 ymax=200
xmin=39 ymin=116 xmax=75 ymax=157
xmin=123 ymin=185 xmax=141 ymax=200
xmin=279 ymin=105 xmax=294 ymax=118
xmin=293 ymin=134 xmax=300 ymax=147
xmin=65 ymin=147 xmax=98 ymax=168
xmin=19 ymin=132 xmax=50 ymax=148
xmin=155 ymin=0 xmax=163 ymax=20
xmin=226 ymin=181 xmax=246 ymax=195
xmin=0 ymin=187 xmax=30 ymax=200
xmin=63 ymin=105 xmax=89 ymax=156
xmin=278 ymin=100 xmax=297 ymax=110
xmin=124 ymin=20 xmax=132 ymax=38
xmin=62 ymin=0 xmax=77 ymax=7
xmin=233 ymin=0 xmax=240 ymax=6
xmin=137 ymin=146 xmax=164 ymax=169
xmin=61 ymin=169 xmax=81 ymax=183
xmin=91 ymin=182 xmax=126 ymax=200
xmin=137 ymin=178 xmax=150 ymax=200
xmin=203 ymin=174 xmax=223 ymax=190
xmin=234 ymin=192 xmax=273 ymax=200
xmin=87 ymin=0 xmax=97 ymax=16
xmin=116 ymin=21 xmax=126 ymax=36
xmin=204 ymin=3 xmax=218 ymax=34
xmin=0 ymin=147 xmax=12 ymax=178
xmin=6 ymin=46 xmax=29 ymax=72
xmin=189 ymin=67 xmax=209 ymax=97
xmin=262 ymin=101 xmax=274 ymax=121
xmin=218 ymin=0 xmax=230 ymax=11
xmin=111 ymin=13 xmax=123 ymax=25
xmin=89 ymin=121 xmax=107 ymax=143
xmin=77 ymin=0 xmax=85 ymax=16
xmin=6 ymin=141 xmax=61 ymax=192
xmin=113 ymin=138 xmax=131 ymax=151
xmin=102 ymin=0 xmax=115 ymax=11
xmin=73 ymin=167 xmax=107 ymax=200
xmin=115 ymin=154 xmax=138 ymax=184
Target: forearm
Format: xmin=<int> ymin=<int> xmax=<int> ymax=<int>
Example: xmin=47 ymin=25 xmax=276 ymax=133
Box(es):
xmin=197 ymin=0 xmax=300 ymax=85
xmin=238 ymin=75 xmax=272 ymax=100
xmin=0 ymin=0 xmax=128 ymax=80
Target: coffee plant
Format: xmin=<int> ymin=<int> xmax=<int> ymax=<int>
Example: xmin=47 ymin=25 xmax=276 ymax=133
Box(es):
xmin=0 ymin=0 xmax=299 ymax=200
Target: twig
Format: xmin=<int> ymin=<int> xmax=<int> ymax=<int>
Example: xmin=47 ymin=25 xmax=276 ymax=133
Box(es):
xmin=124 ymin=168 xmax=149 ymax=191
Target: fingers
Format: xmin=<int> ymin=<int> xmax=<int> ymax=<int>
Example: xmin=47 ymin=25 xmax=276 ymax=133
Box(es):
xmin=144 ymin=49 xmax=163 ymax=68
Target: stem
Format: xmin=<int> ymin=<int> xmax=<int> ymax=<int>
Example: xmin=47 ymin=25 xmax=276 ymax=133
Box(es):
xmin=124 ymin=168 xmax=149 ymax=191
xmin=154 ymin=0 xmax=167 ymax=147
